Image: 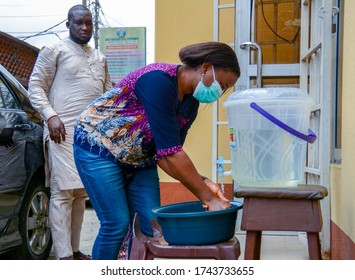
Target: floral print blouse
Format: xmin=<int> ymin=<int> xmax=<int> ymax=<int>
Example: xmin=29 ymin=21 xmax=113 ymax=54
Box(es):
xmin=74 ymin=62 xmax=199 ymax=169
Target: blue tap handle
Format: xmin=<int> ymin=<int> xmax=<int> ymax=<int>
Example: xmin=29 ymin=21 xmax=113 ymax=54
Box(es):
xmin=217 ymin=156 xmax=224 ymax=173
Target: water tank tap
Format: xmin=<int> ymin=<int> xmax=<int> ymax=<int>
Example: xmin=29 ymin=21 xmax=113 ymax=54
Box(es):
xmin=217 ymin=156 xmax=225 ymax=193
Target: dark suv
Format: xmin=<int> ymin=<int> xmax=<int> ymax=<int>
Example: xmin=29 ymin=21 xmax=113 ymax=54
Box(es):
xmin=0 ymin=64 xmax=52 ymax=259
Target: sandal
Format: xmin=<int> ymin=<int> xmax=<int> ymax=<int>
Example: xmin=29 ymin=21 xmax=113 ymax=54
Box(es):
xmin=73 ymin=251 xmax=91 ymax=260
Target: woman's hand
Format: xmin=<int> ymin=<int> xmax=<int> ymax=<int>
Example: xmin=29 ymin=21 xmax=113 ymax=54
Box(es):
xmin=204 ymin=196 xmax=231 ymax=211
xmin=203 ymin=177 xmax=229 ymax=203
xmin=202 ymin=177 xmax=231 ymax=211
xmin=158 ymin=151 xmax=231 ymax=211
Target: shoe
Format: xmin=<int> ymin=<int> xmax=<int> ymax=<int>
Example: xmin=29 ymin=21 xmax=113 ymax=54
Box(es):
xmin=60 ymin=255 xmax=74 ymax=260
xmin=73 ymin=251 xmax=91 ymax=260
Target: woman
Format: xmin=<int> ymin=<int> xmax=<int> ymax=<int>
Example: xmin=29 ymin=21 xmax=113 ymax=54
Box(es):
xmin=73 ymin=41 xmax=240 ymax=260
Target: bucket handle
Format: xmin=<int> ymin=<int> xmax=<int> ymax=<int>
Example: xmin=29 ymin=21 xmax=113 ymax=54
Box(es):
xmin=250 ymin=102 xmax=317 ymax=143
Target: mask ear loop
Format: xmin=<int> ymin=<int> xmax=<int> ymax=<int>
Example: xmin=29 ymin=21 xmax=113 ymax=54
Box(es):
xmin=212 ymin=65 xmax=216 ymax=81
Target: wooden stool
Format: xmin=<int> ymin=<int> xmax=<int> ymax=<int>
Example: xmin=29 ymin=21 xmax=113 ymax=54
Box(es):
xmin=129 ymin=213 xmax=241 ymax=260
xmin=235 ymin=184 xmax=328 ymax=260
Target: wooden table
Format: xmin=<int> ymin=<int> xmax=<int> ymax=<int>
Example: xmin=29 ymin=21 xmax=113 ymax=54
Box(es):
xmin=235 ymin=184 xmax=328 ymax=260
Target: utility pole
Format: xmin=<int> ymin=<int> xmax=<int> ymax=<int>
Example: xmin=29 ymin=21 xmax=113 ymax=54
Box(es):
xmin=84 ymin=0 xmax=100 ymax=49
xmin=94 ymin=0 xmax=100 ymax=49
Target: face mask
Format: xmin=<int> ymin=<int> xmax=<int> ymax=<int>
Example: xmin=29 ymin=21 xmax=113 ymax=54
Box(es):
xmin=193 ymin=65 xmax=223 ymax=103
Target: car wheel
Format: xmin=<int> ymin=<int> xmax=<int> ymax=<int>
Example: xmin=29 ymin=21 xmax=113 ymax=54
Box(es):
xmin=12 ymin=181 xmax=52 ymax=260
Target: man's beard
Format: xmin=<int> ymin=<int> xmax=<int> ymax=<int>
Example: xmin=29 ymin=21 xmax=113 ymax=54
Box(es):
xmin=69 ymin=30 xmax=92 ymax=45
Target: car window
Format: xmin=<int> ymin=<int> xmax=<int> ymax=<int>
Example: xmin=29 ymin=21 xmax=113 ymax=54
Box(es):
xmin=0 ymin=79 xmax=19 ymax=109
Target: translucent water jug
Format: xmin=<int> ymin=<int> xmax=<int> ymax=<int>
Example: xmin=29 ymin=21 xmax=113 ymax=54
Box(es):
xmin=223 ymin=87 xmax=316 ymax=188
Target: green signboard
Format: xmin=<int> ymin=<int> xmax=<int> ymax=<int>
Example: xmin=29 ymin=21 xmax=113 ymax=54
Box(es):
xmin=99 ymin=27 xmax=146 ymax=84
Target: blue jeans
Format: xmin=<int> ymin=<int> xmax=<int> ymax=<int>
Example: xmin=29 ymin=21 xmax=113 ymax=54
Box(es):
xmin=73 ymin=145 xmax=160 ymax=260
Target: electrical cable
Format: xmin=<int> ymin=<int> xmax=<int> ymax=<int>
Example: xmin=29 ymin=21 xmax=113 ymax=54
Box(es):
xmin=9 ymin=30 xmax=67 ymax=34
xmin=21 ymin=19 xmax=66 ymax=41
xmin=99 ymin=3 xmax=124 ymax=27
xmin=99 ymin=7 xmax=112 ymax=27
xmin=17 ymin=31 xmax=63 ymax=40
xmin=0 ymin=15 xmax=62 ymax=18
xmin=259 ymin=0 xmax=300 ymax=44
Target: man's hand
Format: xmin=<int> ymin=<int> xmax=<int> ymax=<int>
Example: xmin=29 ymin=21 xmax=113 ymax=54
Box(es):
xmin=48 ymin=115 xmax=66 ymax=144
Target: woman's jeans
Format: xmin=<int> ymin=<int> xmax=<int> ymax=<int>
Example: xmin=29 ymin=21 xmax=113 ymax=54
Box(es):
xmin=73 ymin=145 xmax=160 ymax=260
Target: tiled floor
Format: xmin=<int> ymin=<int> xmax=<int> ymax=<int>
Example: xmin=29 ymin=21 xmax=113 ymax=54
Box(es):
xmin=235 ymin=231 xmax=308 ymax=260
xmin=49 ymin=207 xmax=309 ymax=260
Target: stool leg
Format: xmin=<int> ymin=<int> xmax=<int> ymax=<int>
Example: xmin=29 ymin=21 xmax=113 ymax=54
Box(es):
xmin=307 ymin=232 xmax=322 ymax=260
xmin=146 ymin=251 xmax=156 ymax=260
xmin=244 ymin=231 xmax=262 ymax=260
xmin=217 ymin=242 xmax=241 ymax=260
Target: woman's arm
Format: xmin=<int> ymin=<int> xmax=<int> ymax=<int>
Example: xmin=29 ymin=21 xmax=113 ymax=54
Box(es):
xmin=157 ymin=150 xmax=231 ymax=211
xmin=158 ymin=156 xmax=229 ymax=203
xmin=157 ymin=157 xmax=179 ymax=180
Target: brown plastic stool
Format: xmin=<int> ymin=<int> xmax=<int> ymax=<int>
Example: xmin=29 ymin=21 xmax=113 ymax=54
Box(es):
xmin=129 ymin=213 xmax=241 ymax=260
xmin=235 ymin=184 xmax=328 ymax=260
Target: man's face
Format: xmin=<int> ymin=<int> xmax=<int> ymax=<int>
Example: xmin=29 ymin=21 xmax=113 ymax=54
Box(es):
xmin=66 ymin=9 xmax=93 ymax=44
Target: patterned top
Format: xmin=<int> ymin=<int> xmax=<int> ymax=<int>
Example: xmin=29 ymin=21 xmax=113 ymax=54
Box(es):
xmin=74 ymin=62 xmax=199 ymax=169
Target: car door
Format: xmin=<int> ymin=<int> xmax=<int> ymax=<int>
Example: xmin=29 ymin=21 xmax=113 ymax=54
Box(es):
xmin=0 ymin=69 xmax=40 ymax=237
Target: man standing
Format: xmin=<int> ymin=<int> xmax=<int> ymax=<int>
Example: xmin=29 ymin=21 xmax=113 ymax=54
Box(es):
xmin=28 ymin=4 xmax=112 ymax=260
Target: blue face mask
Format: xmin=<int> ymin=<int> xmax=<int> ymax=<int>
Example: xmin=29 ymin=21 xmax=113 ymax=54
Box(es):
xmin=193 ymin=65 xmax=223 ymax=103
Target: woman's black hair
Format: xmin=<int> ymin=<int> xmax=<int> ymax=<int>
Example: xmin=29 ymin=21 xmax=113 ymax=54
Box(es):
xmin=179 ymin=41 xmax=240 ymax=77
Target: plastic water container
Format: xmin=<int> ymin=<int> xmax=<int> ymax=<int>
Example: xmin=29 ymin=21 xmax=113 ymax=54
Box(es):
xmin=223 ymin=87 xmax=316 ymax=188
